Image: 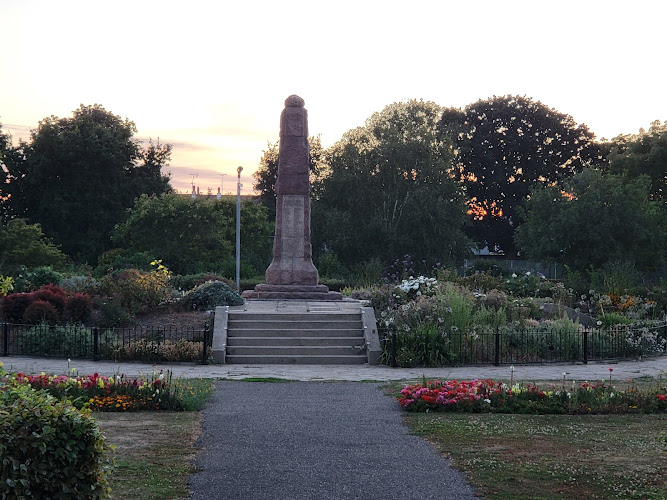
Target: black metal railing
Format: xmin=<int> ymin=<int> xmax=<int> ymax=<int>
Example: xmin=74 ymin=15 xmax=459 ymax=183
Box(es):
xmin=1 ymin=321 xmax=213 ymax=364
xmin=382 ymin=321 xmax=667 ymax=367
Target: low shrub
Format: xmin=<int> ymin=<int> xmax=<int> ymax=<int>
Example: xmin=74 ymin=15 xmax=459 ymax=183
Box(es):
xmin=0 ymin=376 xmax=112 ymax=499
xmin=65 ymin=292 xmax=94 ymax=323
xmin=32 ymin=284 xmax=68 ymax=314
xmin=100 ymin=264 xmax=171 ymax=315
xmin=113 ymin=338 xmax=205 ymax=362
xmin=22 ymin=300 xmax=60 ymax=324
xmin=15 ymin=323 xmax=110 ymax=357
xmin=1 ymin=292 xmax=34 ymax=321
xmin=183 ymin=280 xmax=244 ymax=310
xmin=11 ymin=266 xmax=64 ymax=293
xmin=59 ymin=275 xmax=99 ymax=294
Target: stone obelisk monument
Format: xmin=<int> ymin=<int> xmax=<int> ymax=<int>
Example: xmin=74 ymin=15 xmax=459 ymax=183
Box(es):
xmin=243 ymin=95 xmax=341 ymax=300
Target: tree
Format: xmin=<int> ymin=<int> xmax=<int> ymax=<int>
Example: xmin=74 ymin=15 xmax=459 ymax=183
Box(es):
xmin=253 ymin=136 xmax=325 ymax=221
xmin=0 ymin=219 xmax=67 ymax=275
xmin=1 ymin=105 xmax=172 ymax=263
xmin=438 ymin=95 xmax=602 ymax=256
xmin=605 ymin=120 xmax=667 ymax=201
xmin=313 ymin=100 xmax=471 ymax=270
xmin=112 ymin=193 xmax=272 ymax=276
xmin=514 ymin=169 xmax=666 ymax=273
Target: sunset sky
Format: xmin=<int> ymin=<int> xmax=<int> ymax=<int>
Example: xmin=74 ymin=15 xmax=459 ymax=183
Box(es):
xmin=1 ymin=0 xmax=665 ymax=195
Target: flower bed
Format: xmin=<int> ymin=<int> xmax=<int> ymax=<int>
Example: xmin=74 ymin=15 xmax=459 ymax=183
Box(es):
xmin=1 ymin=363 xmax=213 ymax=412
xmin=398 ymin=374 xmax=667 ymax=414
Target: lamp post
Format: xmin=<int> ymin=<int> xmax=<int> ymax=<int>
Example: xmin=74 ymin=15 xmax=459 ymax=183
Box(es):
xmin=235 ymin=166 xmax=243 ymax=291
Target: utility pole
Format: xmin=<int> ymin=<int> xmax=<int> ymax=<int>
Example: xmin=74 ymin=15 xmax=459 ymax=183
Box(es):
xmin=235 ymin=166 xmax=243 ymax=291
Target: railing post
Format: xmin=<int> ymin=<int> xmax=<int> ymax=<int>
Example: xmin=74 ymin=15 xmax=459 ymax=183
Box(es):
xmin=202 ymin=322 xmax=209 ymax=365
xmin=2 ymin=322 xmax=8 ymax=357
xmin=93 ymin=327 xmax=99 ymax=361
xmin=583 ymin=328 xmax=588 ymax=365
xmin=494 ymin=326 xmax=500 ymax=366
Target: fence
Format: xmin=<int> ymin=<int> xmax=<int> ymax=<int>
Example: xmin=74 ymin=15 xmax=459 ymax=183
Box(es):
xmin=383 ymin=321 xmax=667 ymax=367
xmin=1 ymin=321 xmax=212 ymax=364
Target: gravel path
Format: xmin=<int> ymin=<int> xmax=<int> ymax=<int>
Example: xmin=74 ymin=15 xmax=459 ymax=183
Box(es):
xmin=188 ymin=381 xmax=479 ymax=500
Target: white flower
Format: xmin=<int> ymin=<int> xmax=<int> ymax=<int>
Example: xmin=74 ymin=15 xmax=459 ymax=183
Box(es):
xmin=484 ymin=399 xmax=491 ymax=404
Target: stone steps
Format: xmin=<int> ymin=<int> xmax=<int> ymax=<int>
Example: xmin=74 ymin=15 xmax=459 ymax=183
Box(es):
xmin=224 ymin=310 xmax=368 ymax=365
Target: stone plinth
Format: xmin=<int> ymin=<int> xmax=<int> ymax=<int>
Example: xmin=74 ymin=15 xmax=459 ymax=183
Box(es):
xmin=243 ymin=95 xmax=340 ymax=301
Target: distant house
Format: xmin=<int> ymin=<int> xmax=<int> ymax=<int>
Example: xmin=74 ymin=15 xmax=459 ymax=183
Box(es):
xmin=177 ymin=186 xmax=259 ymax=202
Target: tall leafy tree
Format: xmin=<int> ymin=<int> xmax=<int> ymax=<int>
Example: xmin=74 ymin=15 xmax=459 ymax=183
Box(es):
xmin=514 ymin=169 xmax=666 ymax=273
xmin=2 ymin=105 xmax=172 ymax=263
xmin=0 ymin=219 xmax=67 ymax=275
xmin=113 ymin=193 xmax=272 ymax=275
xmin=253 ymin=136 xmax=325 ymax=221
xmin=605 ymin=120 xmax=666 ymax=201
xmin=314 ymin=100 xmax=471 ymax=270
xmin=438 ymin=95 xmax=602 ymax=256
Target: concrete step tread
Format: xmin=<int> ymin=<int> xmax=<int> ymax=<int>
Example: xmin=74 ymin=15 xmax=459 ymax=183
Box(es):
xmin=227 ymin=329 xmax=365 ymax=338
xmin=227 ymin=346 xmax=367 ymax=356
xmin=227 ymin=337 xmax=366 ymax=346
xmin=225 ymin=354 xmax=367 ymax=365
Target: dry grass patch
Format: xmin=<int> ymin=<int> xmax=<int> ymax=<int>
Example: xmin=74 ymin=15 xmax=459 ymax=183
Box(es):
xmin=94 ymin=412 xmax=201 ymax=500
xmin=406 ymin=413 xmax=667 ymax=500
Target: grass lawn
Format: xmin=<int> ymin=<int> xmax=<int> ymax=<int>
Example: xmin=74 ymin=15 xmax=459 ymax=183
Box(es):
xmin=405 ymin=410 xmax=666 ymax=499
xmin=95 ymin=411 xmax=201 ymax=500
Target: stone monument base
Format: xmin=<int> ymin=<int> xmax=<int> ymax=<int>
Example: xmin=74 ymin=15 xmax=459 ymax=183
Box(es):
xmin=242 ymin=284 xmax=342 ymax=301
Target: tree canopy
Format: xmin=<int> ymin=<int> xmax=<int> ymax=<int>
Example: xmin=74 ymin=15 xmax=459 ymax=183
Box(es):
xmin=604 ymin=120 xmax=666 ymax=201
xmin=514 ymin=168 xmax=666 ymax=273
xmin=0 ymin=219 xmax=67 ymax=275
xmin=112 ymin=193 xmax=272 ymax=276
xmin=253 ymin=135 xmax=325 ymax=221
xmin=313 ymin=100 xmax=471 ymax=270
xmin=1 ymin=104 xmax=172 ymax=263
xmin=438 ymin=95 xmax=602 ymax=256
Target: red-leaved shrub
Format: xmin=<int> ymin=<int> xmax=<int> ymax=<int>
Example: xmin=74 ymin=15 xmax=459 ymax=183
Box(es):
xmin=1 ymin=293 xmax=35 ymax=322
xmin=22 ymin=300 xmax=60 ymax=324
xmin=32 ymin=285 xmax=67 ymax=315
xmin=65 ymin=292 xmax=93 ymax=323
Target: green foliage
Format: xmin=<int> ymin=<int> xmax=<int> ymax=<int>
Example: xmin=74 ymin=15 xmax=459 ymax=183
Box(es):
xmin=385 ymin=324 xmax=456 ymax=367
xmin=2 ymin=104 xmax=172 ymax=263
xmin=253 ymin=136 xmax=326 ymax=220
xmin=0 ymin=380 xmax=112 ymax=499
xmin=0 ymin=275 xmax=14 ymax=296
xmin=58 ymin=274 xmax=100 ymax=295
xmin=0 ymin=220 xmax=67 ymax=275
xmin=605 ymin=119 xmax=667 ymax=201
xmin=113 ymin=194 xmax=272 ymax=276
xmin=183 ymin=280 xmax=244 ymax=310
xmin=313 ymin=100 xmax=472 ymax=269
xmin=99 ymin=265 xmax=171 ymax=315
xmin=515 ymin=169 xmax=667 ymax=273
xmin=170 ymin=273 xmax=235 ymax=292
xmin=16 ymin=323 xmax=108 ymax=357
xmin=12 ymin=265 xmax=64 ymax=292
xmin=438 ymin=95 xmax=601 ymax=255
xmin=95 ymin=249 xmax=155 ymax=276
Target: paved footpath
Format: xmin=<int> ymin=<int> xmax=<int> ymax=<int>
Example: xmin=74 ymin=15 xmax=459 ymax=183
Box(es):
xmin=2 ymin=355 xmax=666 ymax=383
xmin=188 ymin=381 xmax=479 ymax=500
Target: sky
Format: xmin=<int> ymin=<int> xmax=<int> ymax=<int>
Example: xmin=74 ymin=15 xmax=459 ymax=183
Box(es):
xmin=1 ymin=0 xmax=666 ymax=195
